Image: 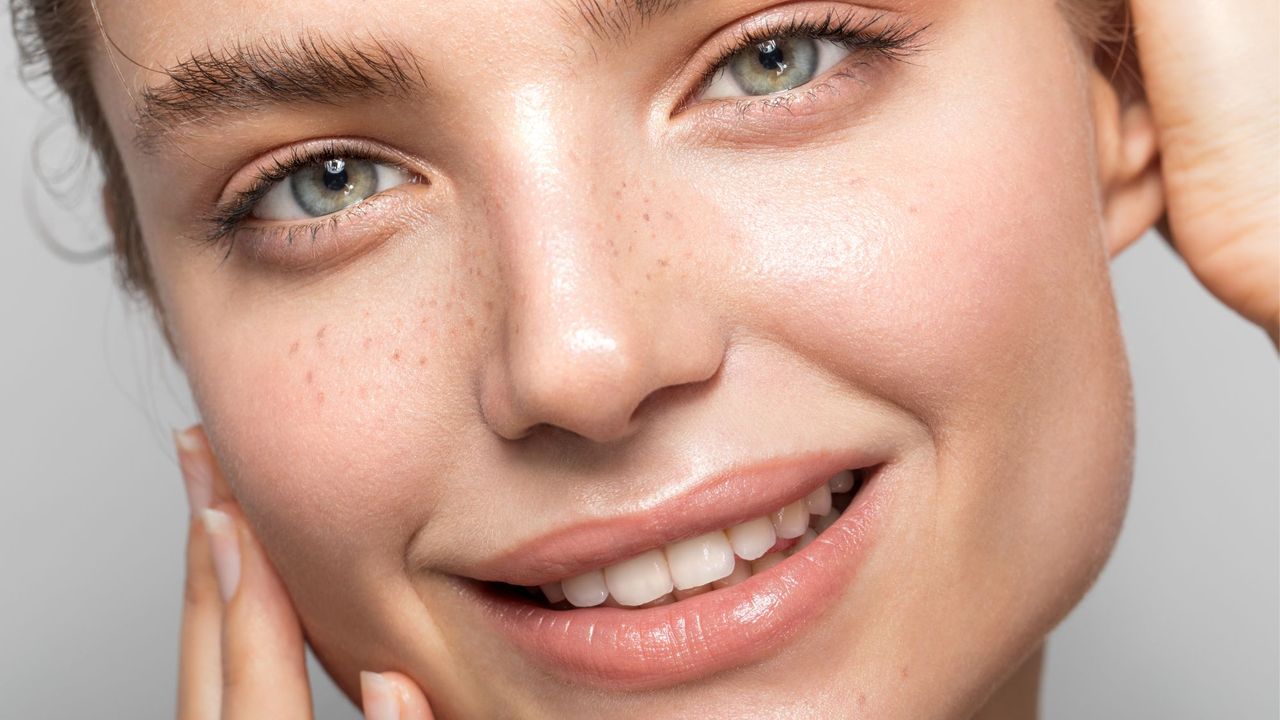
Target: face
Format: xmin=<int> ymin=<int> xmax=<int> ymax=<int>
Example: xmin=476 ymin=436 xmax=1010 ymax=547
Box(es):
xmin=91 ymin=0 xmax=1137 ymax=716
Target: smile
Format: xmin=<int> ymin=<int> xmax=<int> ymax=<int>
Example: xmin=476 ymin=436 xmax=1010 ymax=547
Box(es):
xmin=526 ymin=468 xmax=864 ymax=608
xmin=455 ymin=451 xmax=894 ymax=688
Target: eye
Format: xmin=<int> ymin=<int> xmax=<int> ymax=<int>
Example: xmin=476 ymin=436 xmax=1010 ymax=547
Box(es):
xmin=699 ymin=36 xmax=853 ymax=100
xmin=251 ymin=157 xmax=416 ymax=221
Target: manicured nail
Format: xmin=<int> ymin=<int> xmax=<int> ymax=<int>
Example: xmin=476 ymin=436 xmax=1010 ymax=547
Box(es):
xmin=201 ymin=509 xmax=241 ymax=603
xmin=173 ymin=427 xmax=212 ymax=516
xmin=361 ymin=671 xmax=400 ymax=720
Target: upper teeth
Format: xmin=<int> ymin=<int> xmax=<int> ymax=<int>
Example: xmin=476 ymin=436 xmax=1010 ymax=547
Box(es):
xmin=540 ymin=470 xmax=859 ymax=609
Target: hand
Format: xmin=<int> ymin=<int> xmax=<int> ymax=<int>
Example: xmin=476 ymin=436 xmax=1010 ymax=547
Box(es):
xmin=1130 ymin=0 xmax=1280 ymax=346
xmin=173 ymin=426 xmax=435 ymax=719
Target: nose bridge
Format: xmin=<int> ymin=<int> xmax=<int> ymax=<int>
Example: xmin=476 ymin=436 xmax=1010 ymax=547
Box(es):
xmin=477 ymin=88 xmax=721 ymax=442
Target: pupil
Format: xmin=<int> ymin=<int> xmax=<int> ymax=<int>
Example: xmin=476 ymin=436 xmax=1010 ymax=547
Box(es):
xmin=756 ymin=39 xmax=787 ymax=74
xmin=322 ymin=158 xmax=349 ymax=193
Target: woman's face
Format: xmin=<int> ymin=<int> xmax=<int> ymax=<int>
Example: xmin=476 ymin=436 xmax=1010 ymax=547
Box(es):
xmin=92 ymin=0 xmax=1138 ymax=716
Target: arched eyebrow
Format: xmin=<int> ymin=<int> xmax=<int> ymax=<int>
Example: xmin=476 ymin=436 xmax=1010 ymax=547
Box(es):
xmin=132 ymin=1 xmax=690 ymax=153
xmin=132 ymin=32 xmax=426 ymax=153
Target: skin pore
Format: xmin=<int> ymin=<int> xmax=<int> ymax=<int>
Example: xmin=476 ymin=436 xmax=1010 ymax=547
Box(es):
xmin=82 ymin=0 xmax=1171 ymax=717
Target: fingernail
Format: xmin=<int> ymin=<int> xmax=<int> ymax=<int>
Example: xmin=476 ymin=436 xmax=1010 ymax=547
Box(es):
xmin=201 ymin=508 xmax=241 ymax=603
xmin=173 ymin=426 xmax=212 ymax=516
xmin=361 ymin=671 xmax=400 ymax=720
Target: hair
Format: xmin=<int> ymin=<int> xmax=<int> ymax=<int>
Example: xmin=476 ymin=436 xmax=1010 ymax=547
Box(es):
xmin=10 ymin=0 xmax=1132 ymax=309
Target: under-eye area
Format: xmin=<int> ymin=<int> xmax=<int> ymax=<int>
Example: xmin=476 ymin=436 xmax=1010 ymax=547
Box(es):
xmin=485 ymin=466 xmax=876 ymax=610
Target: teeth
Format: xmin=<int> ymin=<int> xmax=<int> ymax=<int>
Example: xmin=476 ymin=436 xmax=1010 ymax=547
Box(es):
xmin=664 ymin=531 xmax=736 ymax=590
xmin=726 ymin=516 xmax=776 ymax=561
xmin=674 ymin=584 xmax=712 ymax=600
xmin=541 ymin=470 xmax=865 ymax=608
xmin=804 ymin=484 xmax=832 ymax=516
xmin=771 ymin=500 xmax=809 ymax=539
xmin=828 ymin=470 xmax=855 ymax=493
xmin=815 ymin=510 xmax=840 ymax=533
xmin=539 ymin=582 xmax=566 ymax=604
xmin=562 ymin=569 xmax=608 ymax=608
xmin=712 ymin=557 xmax=751 ymax=589
xmin=750 ymin=552 xmax=786 ymax=575
xmin=603 ymin=549 xmax=674 ymax=607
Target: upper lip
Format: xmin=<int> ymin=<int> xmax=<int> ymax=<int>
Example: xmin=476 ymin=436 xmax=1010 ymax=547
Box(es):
xmin=464 ymin=449 xmax=882 ymax=587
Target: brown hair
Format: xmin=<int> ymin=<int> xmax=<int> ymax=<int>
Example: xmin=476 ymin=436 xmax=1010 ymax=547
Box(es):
xmin=10 ymin=0 xmax=1131 ymax=308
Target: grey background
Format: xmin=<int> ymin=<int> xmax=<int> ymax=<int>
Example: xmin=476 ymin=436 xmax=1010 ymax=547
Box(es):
xmin=1 ymin=11 xmax=1276 ymax=719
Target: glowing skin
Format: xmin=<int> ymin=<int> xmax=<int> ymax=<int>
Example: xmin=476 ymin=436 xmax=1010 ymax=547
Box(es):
xmin=88 ymin=0 xmax=1168 ymax=717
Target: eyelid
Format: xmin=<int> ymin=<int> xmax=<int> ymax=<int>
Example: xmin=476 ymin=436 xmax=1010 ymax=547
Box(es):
xmin=203 ymin=137 xmax=426 ymax=240
xmin=218 ymin=190 xmax=416 ymax=271
xmin=667 ymin=4 xmax=926 ymax=118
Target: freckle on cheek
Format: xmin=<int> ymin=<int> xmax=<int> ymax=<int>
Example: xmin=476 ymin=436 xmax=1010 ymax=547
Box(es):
xmin=305 ymin=370 xmax=314 ymax=385
xmin=288 ymin=340 xmax=300 ymax=356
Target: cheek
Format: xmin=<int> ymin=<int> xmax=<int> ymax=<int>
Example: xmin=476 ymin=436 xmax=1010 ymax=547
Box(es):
xmin=173 ymin=281 xmax=480 ymax=569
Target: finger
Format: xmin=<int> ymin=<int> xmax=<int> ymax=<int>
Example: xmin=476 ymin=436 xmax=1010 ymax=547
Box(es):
xmin=362 ymin=671 xmax=436 ymax=720
xmin=1131 ymin=0 xmax=1280 ymax=333
xmin=175 ymin=428 xmax=222 ymax=720
xmin=203 ymin=505 xmax=314 ymax=720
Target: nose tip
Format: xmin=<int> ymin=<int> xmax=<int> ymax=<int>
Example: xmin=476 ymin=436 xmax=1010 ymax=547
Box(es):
xmin=484 ymin=320 xmax=721 ymax=443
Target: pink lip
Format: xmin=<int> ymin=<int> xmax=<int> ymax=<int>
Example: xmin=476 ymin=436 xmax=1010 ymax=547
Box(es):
xmin=459 ymin=456 xmax=891 ymax=689
xmin=465 ymin=450 xmax=882 ymax=587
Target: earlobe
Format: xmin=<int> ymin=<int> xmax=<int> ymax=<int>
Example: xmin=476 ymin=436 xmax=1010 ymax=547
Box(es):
xmin=1092 ymin=73 xmax=1166 ymax=258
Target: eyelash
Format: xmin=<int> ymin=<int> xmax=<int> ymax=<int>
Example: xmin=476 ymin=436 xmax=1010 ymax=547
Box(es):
xmin=200 ymin=138 xmax=420 ymax=257
xmin=202 ymin=8 xmax=927 ymax=261
xmin=685 ymin=8 xmax=927 ymax=115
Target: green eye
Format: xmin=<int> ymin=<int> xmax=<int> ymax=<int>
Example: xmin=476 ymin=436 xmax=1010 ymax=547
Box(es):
xmin=701 ymin=36 xmax=853 ymax=101
xmin=728 ymin=38 xmax=820 ymax=96
xmin=251 ymin=157 xmax=415 ymax=221
xmin=291 ymin=158 xmax=379 ymax=217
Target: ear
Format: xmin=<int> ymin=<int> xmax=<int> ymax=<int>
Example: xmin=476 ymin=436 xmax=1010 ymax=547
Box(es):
xmin=1090 ymin=70 xmax=1165 ymax=258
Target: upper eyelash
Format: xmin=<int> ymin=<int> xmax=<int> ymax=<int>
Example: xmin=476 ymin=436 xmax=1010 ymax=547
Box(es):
xmin=686 ymin=8 xmax=929 ymax=109
xmin=199 ymin=138 xmax=418 ymax=249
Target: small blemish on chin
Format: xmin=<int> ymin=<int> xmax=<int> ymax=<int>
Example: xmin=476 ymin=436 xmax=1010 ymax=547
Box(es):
xmin=288 ymin=340 xmax=300 ymax=356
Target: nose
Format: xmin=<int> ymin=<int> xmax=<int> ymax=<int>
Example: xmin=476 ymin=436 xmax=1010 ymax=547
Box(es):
xmin=477 ymin=111 xmax=724 ymax=443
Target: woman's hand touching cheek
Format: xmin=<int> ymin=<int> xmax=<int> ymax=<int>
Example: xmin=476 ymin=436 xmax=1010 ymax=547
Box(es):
xmin=173 ymin=426 xmax=434 ymax=720
xmin=1131 ymin=0 xmax=1280 ymax=346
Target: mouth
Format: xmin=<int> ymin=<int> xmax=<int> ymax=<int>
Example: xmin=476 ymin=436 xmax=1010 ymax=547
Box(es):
xmin=501 ymin=467 xmax=868 ymax=609
xmin=456 ymin=452 xmax=890 ymax=689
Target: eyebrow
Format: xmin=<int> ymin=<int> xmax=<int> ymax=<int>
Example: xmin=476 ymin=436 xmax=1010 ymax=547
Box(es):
xmin=133 ymin=33 xmax=426 ymax=153
xmin=133 ymin=1 xmax=689 ymax=152
xmin=561 ymin=0 xmax=687 ymax=46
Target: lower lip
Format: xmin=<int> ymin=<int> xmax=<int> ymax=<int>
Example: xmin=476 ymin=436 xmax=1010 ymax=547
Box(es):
xmin=463 ymin=464 xmax=891 ymax=690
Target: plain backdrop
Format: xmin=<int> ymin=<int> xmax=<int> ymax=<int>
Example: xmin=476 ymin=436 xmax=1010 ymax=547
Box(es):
xmin=1 ymin=10 xmax=1276 ymax=719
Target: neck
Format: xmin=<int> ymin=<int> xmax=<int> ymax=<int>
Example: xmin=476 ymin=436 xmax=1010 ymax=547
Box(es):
xmin=972 ymin=645 xmax=1043 ymax=720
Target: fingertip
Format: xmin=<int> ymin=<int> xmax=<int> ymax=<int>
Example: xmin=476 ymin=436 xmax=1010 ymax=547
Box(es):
xmin=361 ymin=671 xmax=400 ymax=720
xmin=200 ymin=508 xmax=241 ymax=604
xmin=174 ymin=425 xmax=213 ymax=517
xmin=364 ymin=671 xmax=434 ymax=720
